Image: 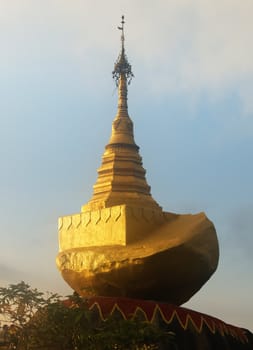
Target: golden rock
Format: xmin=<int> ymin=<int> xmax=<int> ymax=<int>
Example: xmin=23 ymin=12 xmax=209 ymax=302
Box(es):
xmin=56 ymin=18 xmax=219 ymax=305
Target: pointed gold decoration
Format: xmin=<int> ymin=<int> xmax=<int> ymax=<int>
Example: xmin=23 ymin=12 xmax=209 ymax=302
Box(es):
xmin=82 ymin=16 xmax=159 ymax=212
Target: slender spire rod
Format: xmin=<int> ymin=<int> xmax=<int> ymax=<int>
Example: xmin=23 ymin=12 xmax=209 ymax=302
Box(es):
xmin=117 ymin=15 xmax=125 ymax=52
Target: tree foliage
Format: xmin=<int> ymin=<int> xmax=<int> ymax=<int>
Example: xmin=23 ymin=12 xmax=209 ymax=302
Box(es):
xmin=0 ymin=282 xmax=177 ymax=350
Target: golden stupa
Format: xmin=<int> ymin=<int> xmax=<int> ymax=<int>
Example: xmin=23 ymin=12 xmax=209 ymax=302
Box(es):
xmin=56 ymin=16 xmax=219 ymax=305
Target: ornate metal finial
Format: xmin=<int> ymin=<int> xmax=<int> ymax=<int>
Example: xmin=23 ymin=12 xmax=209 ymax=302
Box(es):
xmin=112 ymin=15 xmax=134 ymax=86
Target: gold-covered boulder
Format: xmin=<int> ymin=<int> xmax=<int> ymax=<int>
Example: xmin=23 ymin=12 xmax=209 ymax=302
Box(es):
xmin=57 ymin=209 xmax=218 ymax=305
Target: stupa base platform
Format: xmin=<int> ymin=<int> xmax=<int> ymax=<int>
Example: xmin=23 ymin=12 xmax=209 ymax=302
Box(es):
xmin=57 ymin=212 xmax=219 ymax=305
xmin=84 ymin=296 xmax=252 ymax=350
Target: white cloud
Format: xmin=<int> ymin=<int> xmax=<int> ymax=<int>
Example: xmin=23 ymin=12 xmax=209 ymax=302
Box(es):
xmin=1 ymin=1 xmax=252 ymax=103
xmin=123 ymin=1 xmax=253 ymax=105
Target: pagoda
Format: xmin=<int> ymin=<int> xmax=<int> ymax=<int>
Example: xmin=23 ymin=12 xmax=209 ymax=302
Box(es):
xmin=56 ymin=16 xmax=219 ymax=305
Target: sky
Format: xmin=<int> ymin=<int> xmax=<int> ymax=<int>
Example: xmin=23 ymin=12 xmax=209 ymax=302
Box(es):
xmin=0 ymin=0 xmax=253 ymax=330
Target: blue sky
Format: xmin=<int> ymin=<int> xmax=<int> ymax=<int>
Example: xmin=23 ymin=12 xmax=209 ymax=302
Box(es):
xmin=0 ymin=0 xmax=252 ymax=330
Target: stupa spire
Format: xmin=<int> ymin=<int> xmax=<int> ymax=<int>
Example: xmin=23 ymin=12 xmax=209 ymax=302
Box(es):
xmin=82 ymin=16 xmax=160 ymax=211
